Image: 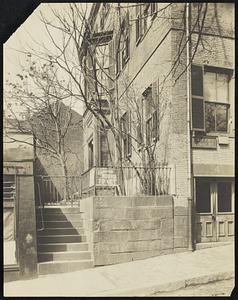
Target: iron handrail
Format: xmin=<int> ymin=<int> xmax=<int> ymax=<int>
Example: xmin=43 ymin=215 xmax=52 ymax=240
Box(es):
xmin=37 ymin=181 xmax=45 ymax=232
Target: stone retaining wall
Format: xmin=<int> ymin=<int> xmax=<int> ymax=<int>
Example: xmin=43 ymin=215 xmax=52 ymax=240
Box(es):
xmin=80 ymin=196 xmax=188 ymax=266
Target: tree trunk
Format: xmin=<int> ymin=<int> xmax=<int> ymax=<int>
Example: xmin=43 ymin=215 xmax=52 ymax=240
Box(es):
xmin=59 ymin=157 xmax=70 ymax=204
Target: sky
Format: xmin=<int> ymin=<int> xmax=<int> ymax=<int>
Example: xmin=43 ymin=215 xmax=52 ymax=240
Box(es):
xmin=4 ymin=3 xmax=92 ymax=116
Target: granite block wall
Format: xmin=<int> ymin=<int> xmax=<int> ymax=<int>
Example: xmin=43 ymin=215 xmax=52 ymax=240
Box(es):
xmin=80 ymin=195 xmax=188 ymax=266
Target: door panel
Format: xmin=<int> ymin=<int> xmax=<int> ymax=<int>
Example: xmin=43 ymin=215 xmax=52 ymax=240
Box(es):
xmin=216 ymin=214 xmax=234 ymax=241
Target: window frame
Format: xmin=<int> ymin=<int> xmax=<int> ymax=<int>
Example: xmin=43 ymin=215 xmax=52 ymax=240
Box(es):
xmin=135 ymin=4 xmax=142 ymax=44
xmin=120 ymin=111 xmax=132 ymax=158
xmin=121 ymin=17 xmax=130 ymax=69
xmin=88 ymin=138 xmax=94 ymax=169
xmin=203 ymin=69 xmax=231 ymax=134
xmin=191 ymin=64 xmax=232 ymax=134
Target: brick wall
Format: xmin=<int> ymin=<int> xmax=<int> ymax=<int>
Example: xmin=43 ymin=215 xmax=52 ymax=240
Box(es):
xmin=80 ymin=195 xmax=188 ymax=266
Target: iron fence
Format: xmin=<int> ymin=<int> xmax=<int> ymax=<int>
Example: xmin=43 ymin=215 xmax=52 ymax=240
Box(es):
xmin=81 ymin=164 xmax=172 ymax=197
xmin=35 ymin=175 xmax=82 ymax=206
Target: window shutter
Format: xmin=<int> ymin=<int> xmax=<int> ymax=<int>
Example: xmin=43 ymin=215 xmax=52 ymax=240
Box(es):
xmin=136 ymin=123 xmax=143 ymax=146
xmin=191 ymin=65 xmax=203 ymax=97
xmin=152 ymin=110 xmax=159 ymax=141
xmin=86 ymin=51 xmax=95 ymax=97
xmin=135 ymin=4 xmax=141 ymax=42
xmin=191 ymin=65 xmax=205 ymax=131
xmin=192 ymin=98 xmax=205 ymax=130
xmin=108 ymin=40 xmax=115 ymax=89
xmin=115 ymin=32 xmax=121 ymax=74
xmin=152 ymin=79 xmax=159 ymax=109
xmin=127 ymin=111 xmax=132 ymax=156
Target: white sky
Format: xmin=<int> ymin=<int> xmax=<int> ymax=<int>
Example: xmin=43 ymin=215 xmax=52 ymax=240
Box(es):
xmin=4 ymin=3 xmax=92 ymax=116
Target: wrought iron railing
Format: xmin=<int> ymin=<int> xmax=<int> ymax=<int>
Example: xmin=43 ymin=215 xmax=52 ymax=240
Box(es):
xmin=81 ymin=164 xmax=172 ymax=197
xmin=35 ymin=175 xmax=82 ymax=206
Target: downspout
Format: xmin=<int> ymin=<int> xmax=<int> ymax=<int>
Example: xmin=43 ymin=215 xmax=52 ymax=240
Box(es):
xmin=186 ymin=3 xmax=194 ymax=251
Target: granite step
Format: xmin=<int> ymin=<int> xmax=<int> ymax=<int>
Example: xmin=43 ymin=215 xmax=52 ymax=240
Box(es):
xmin=37 ymin=220 xmax=84 ymax=228
xmin=42 ymin=213 xmax=84 ymax=221
xmin=38 ymin=251 xmax=91 ymax=262
xmin=38 ymin=242 xmax=89 ymax=252
xmin=41 ymin=207 xmax=82 ymax=214
xmin=38 ymin=228 xmax=85 ymax=236
xmin=38 ymin=235 xmax=86 ymax=244
xmin=38 ymin=259 xmax=94 ymax=275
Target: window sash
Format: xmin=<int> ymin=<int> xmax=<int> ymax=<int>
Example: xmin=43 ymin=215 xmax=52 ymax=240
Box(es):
xmin=191 ymin=65 xmax=231 ymax=132
xmin=205 ymin=102 xmax=229 ymax=133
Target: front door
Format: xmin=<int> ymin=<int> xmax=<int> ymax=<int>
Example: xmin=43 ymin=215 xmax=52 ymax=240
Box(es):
xmin=195 ymin=178 xmax=234 ymax=243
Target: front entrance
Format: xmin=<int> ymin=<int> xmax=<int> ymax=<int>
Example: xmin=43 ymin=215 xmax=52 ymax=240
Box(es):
xmin=195 ymin=178 xmax=234 ymax=243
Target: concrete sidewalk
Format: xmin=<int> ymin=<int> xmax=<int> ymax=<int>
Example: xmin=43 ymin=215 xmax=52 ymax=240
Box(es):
xmin=4 ymin=243 xmax=234 ymax=297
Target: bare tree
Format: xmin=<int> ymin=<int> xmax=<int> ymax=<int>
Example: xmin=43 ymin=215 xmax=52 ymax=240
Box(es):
xmin=5 ymin=60 xmax=82 ymax=202
xmin=5 ymin=3 xmax=223 ymax=195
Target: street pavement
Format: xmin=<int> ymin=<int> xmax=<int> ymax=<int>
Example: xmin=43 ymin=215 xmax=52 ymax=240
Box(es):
xmin=151 ymin=278 xmax=234 ymax=296
xmin=4 ymin=243 xmax=234 ymax=297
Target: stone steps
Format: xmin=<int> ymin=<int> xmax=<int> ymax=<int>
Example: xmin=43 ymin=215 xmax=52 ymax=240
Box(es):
xmin=38 ymin=242 xmax=89 ymax=252
xmin=36 ymin=206 xmax=93 ymax=275
xmin=40 ymin=213 xmax=84 ymax=221
xmin=38 ymin=235 xmax=86 ymax=244
xmin=38 ymin=220 xmax=84 ymax=228
xmin=38 ymin=228 xmax=85 ymax=236
xmin=38 ymin=250 xmax=92 ymax=262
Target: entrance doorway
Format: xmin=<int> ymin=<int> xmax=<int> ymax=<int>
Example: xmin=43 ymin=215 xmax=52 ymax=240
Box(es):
xmin=195 ymin=178 xmax=234 ymax=243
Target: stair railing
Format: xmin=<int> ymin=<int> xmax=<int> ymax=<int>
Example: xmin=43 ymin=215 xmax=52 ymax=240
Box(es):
xmin=37 ymin=181 xmax=45 ymax=232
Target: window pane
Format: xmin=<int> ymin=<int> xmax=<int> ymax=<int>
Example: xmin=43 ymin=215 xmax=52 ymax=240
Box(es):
xmin=217 ymin=182 xmax=232 ymax=212
xmin=192 ymin=98 xmax=205 ymax=130
xmin=196 ymin=180 xmax=211 ymax=213
xmin=204 ymin=72 xmax=216 ymax=101
xmin=217 ymin=73 xmax=229 ymax=103
xmin=216 ymin=104 xmax=228 ymax=132
xmin=191 ymin=65 xmax=203 ymax=96
xmin=205 ymin=102 xmax=215 ymax=132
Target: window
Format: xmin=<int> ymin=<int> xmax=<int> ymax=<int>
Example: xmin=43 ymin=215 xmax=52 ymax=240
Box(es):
xmin=95 ymin=44 xmax=109 ymax=96
xmin=136 ymin=3 xmax=157 ymax=44
xmin=88 ymin=139 xmax=94 ymax=169
xmin=144 ymin=79 xmax=160 ymax=146
xmin=146 ymin=116 xmax=152 ymax=146
xmin=135 ymin=4 xmax=142 ymax=43
xmin=121 ymin=13 xmax=130 ymax=69
xmin=136 ymin=123 xmax=143 ymax=148
xmin=204 ymin=72 xmax=229 ymax=133
xmin=121 ymin=34 xmax=129 ymax=68
xmin=196 ymin=179 xmax=211 ymax=213
xmin=99 ymin=128 xmax=110 ymax=167
xmin=146 ymin=110 xmax=159 ymax=146
xmin=120 ymin=111 xmax=132 ymax=158
xmin=191 ymin=65 xmax=232 ymax=133
xmin=217 ymin=182 xmax=232 ymax=212
xmin=142 ymin=4 xmax=150 ymax=35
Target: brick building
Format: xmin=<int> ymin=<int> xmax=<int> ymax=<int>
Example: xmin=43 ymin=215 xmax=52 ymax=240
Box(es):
xmin=81 ymin=2 xmax=234 ymax=249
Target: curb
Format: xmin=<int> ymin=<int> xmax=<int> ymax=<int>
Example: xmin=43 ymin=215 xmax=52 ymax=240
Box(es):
xmin=92 ymin=270 xmax=234 ymax=296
